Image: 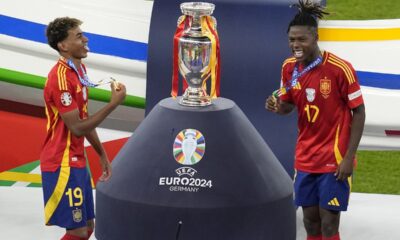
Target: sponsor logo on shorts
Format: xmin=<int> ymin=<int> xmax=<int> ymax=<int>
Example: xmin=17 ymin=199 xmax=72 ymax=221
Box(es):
xmin=328 ymin=197 xmax=340 ymax=207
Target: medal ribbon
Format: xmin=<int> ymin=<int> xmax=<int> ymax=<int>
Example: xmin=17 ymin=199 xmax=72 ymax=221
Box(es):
xmin=276 ymin=55 xmax=322 ymax=97
xmin=171 ymin=15 xmax=188 ymax=98
xmin=202 ymin=16 xmax=220 ymax=98
xmin=66 ymin=59 xmax=97 ymax=87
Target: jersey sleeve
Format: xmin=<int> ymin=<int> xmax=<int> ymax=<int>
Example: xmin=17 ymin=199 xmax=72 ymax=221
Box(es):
xmin=339 ymin=62 xmax=364 ymax=109
xmin=279 ymin=61 xmax=294 ymax=103
xmin=49 ymin=73 xmax=78 ymax=114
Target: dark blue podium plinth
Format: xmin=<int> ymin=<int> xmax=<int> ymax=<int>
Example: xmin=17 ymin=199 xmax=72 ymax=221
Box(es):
xmin=95 ymin=98 xmax=296 ymax=240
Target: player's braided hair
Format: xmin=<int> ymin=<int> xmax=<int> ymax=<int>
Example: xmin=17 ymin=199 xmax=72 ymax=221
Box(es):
xmin=46 ymin=17 xmax=82 ymax=52
xmin=287 ymin=0 xmax=329 ymax=33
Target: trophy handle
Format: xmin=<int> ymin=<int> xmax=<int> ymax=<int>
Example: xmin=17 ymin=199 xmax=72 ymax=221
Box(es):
xmin=177 ymin=15 xmax=185 ymax=27
xmin=212 ymin=17 xmax=217 ymax=30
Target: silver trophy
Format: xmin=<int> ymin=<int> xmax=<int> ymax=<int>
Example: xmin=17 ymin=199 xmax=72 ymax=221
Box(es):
xmin=178 ymin=2 xmax=216 ymax=107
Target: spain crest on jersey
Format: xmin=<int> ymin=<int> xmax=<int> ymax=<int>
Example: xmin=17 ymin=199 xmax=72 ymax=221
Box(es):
xmin=320 ymin=77 xmax=331 ymax=98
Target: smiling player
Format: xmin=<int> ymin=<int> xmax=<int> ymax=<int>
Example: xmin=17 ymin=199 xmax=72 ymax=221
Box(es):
xmin=265 ymin=1 xmax=366 ymax=239
xmin=41 ymin=17 xmax=126 ymax=240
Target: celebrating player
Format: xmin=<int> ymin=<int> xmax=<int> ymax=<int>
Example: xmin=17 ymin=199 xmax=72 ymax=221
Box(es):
xmin=266 ymin=1 xmax=366 ymax=239
xmin=40 ymin=17 xmax=126 ymax=240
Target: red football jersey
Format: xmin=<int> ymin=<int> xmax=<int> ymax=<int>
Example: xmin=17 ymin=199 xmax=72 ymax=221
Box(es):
xmin=280 ymin=51 xmax=364 ymax=173
xmin=40 ymin=57 xmax=89 ymax=172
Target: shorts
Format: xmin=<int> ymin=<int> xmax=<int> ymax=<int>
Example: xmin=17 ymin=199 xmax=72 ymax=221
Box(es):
xmin=293 ymin=170 xmax=351 ymax=211
xmin=42 ymin=167 xmax=95 ymax=229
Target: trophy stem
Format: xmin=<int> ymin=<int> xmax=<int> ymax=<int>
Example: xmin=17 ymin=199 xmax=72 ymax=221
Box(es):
xmin=191 ymin=16 xmax=201 ymax=31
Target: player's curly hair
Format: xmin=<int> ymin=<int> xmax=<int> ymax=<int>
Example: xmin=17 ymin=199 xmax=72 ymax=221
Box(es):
xmin=46 ymin=17 xmax=82 ymax=52
xmin=287 ymin=0 xmax=329 ymax=33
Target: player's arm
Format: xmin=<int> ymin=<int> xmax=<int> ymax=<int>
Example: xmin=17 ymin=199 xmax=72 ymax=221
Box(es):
xmin=60 ymin=82 xmax=126 ymax=137
xmin=85 ymin=129 xmax=112 ymax=181
xmin=335 ymin=104 xmax=365 ymax=180
xmin=266 ymin=62 xmax=295 ymax=115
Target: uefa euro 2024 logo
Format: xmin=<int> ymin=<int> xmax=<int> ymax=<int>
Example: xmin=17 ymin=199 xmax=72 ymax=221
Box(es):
xmin=173 ymin=129 xmax=205 ymax=165
xmin=158 ymin=128 xmax=212 ymax=192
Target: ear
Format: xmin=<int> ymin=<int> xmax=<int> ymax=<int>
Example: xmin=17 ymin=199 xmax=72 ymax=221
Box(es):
xmin=57 ymin=41 xmax=67 ymax=52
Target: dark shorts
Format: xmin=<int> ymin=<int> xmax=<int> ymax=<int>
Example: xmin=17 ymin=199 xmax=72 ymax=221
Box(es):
xmin=42 ymin=167 xmax=95 ymax=229
xmin=294 ymin=170 xmax=351 ymax=211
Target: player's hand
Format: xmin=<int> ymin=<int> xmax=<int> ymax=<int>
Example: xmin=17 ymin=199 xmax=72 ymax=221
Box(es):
xmin=265 ymin=95 xmax=279 ymax=112
xmin=110 ymin=81 xmax=126 ymax=106
xmin=99 ymin=156 xmax=112 ymax=182
xmin=335 ymin=157 xmax=353 ymax=181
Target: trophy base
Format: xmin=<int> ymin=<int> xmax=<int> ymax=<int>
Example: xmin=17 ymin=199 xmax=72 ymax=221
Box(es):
xmin=179 ymin=88 xmax=212 ymax=107
xmin=179 ymin=97 xmax=212 ymax=107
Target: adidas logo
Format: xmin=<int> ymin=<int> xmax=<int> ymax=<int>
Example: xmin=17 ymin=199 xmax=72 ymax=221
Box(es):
xmin=328 ymin=197 xmax=340 ymax=207
xmin=293 ymin=82 xmax=302 ymax=90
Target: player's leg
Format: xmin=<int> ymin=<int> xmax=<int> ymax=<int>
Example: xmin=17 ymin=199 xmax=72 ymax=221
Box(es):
xmin=319 ymin=208 xmax=340 ymax=239
xmin=303 ymin=206 xmax=322 ymax=239
xmin=61 ymin=223 xmax=92 ymax=239
xmin=63 ymin=166 xmax=96 ymax=239
xmin=87 ymin=219 xmax=94 ymax=238
xmin=42 ymin=167 xmax=89 ymax=239
xmin=63 ymin=226 xmax=88 ymax=239
xmin=317 ymin=173 xmax=351 ymax=240
xmin=63 ymin=169 xmax=95 ymax=239
xmin=294 ymin=171 xmax=322 ymax=239
xmin=84 ymin=167 xmax=95 ymax=239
